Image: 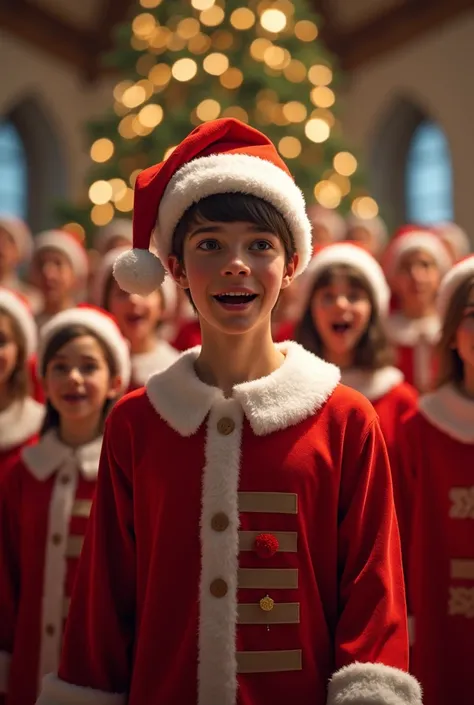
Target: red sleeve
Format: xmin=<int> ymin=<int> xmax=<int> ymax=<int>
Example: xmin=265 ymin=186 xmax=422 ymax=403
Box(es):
xmin=55 ymin=408 xmax=136 ymax=697
xmin=0 ymin=464 xmax=23 ymax=698
xmin=335 ymin=418 xmax=409 ymax=671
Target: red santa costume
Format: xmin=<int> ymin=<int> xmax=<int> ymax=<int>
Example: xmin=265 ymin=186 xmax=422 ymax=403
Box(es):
xmin=0 ymin=306 xmax=131 ymax=705
xmin=396 ymin=256 xmax=474 ymax=705
xmin=37 ymin=118 xmax=421 ymax=705
xmin=383 ymin=228 xmax=452 ymax=392
xmin=0 ymin=289 xmax=44 ymax=483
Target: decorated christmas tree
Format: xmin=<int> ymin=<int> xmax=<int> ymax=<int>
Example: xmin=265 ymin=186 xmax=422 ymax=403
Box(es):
xmin=60 ymin=0 xmax=379 ymax=240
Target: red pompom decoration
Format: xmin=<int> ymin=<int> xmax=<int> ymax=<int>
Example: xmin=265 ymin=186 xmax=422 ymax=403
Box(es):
xmin=254 ymin=533 xmax=279 ymax=559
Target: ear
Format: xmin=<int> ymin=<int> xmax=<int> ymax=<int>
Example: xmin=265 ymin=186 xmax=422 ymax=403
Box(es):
xmin=167 ymin=255 xmax=189 ymax=290
xmin=280 ymin=253 xmax=299 ymax=290
xmin=107 ymin=374 xmax=124 ymax=400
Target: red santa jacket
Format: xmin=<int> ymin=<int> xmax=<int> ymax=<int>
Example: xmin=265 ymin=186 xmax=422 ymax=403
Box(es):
xmin=396 ymin=385 xmax=474 ymax=705
xmin=384 ymin=312 xmax=440 ymax=392
xmin=37 ymin=342 xmax=421 ymax=705
xmin=0 ymin=431 xmax=102 ymax=705
xmin=127 ymin=339 xmax=179 ymax=392
xmin=0 ymin=398 xmax=44 ymax=485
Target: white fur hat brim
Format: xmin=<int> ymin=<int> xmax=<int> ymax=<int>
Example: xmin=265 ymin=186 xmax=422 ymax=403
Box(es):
xmin=385 ymin=231 xmax=452 ymax=280
xmin=0 ymin=288 xmax=37 ymax=357
xmin=346 ymin=214 xmax=388 ymax=247
xmin=34 ymin=231 xmax=89 ymax=279
xmin=38 ymin=308 xmax=131 ymax=391
xmin=154 ymin=153 xmax=312 ymax=278
xmin=305 ymin=243 xmax=390 ymax=315
xmin=437 ymin=255 xmax=474 ymax=320
xmin=434 ymin=222 xmax=471 ymax=260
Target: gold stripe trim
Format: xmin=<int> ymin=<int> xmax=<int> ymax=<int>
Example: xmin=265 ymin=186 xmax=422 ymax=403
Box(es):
xmin=238 ymin=492 xmax=298 ymax=514
xmin=72 ymin=500 xmax=92 ymax=518
xmin=238 ymin=568 xmax=298 ymax=590
xmin=239 ymin=531 xmax=297 ymax=553
xmin=237 ymin=650 xmax=302 ymax=674
xmin=62 ymin=597 xmax=71 ymax=620
xmin=66 ymin=535 xmax=84 ymax=558
xmin=451 ymin=559 xmax=474 ymax=580
xmin=238 ymin=602 xmax=300 ymax=625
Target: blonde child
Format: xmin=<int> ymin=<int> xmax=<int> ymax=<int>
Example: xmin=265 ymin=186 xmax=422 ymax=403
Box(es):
xmin=0 ymin=306 xmax=130 ymax=705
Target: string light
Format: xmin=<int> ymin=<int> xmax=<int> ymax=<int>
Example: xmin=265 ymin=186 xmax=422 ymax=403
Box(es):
xmin=172 ymin=58 xmax=198 ymax=81
xmin=250 ymin=38 xmax=272 ymax=61
xmin=191 ymin=0 xmax=214 ymax=9
xmin=118 ymin=115 xmax=138 ymax=139
xmin=230 ymin=8 xmax=256 ymax=30
xmin=311 ymin=108 xmax=335 ymax=127
xmin=310 ymin=86 xmax=336 ymax=109
xmin=203 ymin=52 xmax=229 ymax=76
xmin=166 ymin=34 xmax=187 ymax=51
xmin=136 ymin=54 xmax=156 ymax=76
xmin=351 ymin=197 xmax=379 ymax=219
xmin=177 ymin=18 xmax=201 ymax=39
xmin=263 ymin=46 xmax=289 ymax=69
xmin=62 ymin=223 xmax=85 ymax=240
xmin=138 ymin=103 xmax=164 ymax=128
xmin=278 ymin=136 xmax=302 ymax=159
xmin=188 ymin=33 xmax=212 ymax=54
xmin=149 ymin=63 xmax=171 ymax=86
xmin=90 ymin=138 xmax=114 ymax=163
xmin=282 ymin=101 xmax=307 ymax=123
xmin=314 ymin=180 xmax=341 ymax=208
xmin=196 ymin=99 xmax=221 ymax=121
xmin=260 ymin=8 xmax=287 ymax=33
xmin=220 ymin=67 xmax=244 ymax=89
xmin=115 ymin=188 xmax=135 ymax=212
xmin=132 ymin=13 xmax=156 ymax=39
xmin=89 ymin=181 xmax=113 ymax=205
xmin=305 ymin=118 xmax=330 ymax=143
xmin=109 ymin=179 xmax=128 ymax=202
xmin=139 ymin=0 xmax=163 ymax=7
xmin=148 ymin=26 xmax=171 ymax=50
xmin=308 ymin=64 xmax=333 ymax=86
xmin=164 ymin=145 xmax=177 ymax=159
xmin=283 ymin=59 xmax=306 ymax=82
xmin=222 ymin=106 xmax=248 ymax=122
xmin=91 ymin=204 xmax=114 ymax=226
xmin=329 ymin=173 xmax=351 ymax=196
xmin=333 ymin=152 xmax=358 ymax=177
xmin=294 ymin=20 xmax=318 ymax=41
xmin=122 ymin=85 xmax=147 ymax=108
xmin=129 ymin=169 xmax=142 ymax=187
xmin=113 ymin=81 xmax=133 ymax=102
xmin=211 ymin=30 xmax=234 ymax=50
xmin=200 ymin=6 xmax=225 ymax=27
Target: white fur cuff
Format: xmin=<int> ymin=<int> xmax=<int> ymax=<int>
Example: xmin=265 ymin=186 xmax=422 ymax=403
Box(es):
xmin=327 ymin=662 xmax=422 ymax=705
xmin=0 ymin=651 xmax=11 ymax=693
xmin=36 ymin=673 xmax=127 ymax=705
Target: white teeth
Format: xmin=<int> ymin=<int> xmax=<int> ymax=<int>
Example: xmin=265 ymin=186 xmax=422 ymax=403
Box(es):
xmin=218 ymin=292 xmax=254 ymax=296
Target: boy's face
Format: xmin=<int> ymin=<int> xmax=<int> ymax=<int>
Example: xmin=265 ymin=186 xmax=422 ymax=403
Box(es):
xmin=391 ymin=248 xmax=441 ymax=311
xmin=168 ymin=220 xmax=297 ymax=337
xmin=0 ymin=227 xmax=20 ymax=278
xmin=31 ymin=248 xmax=77 ymax=303
xmin=107 ymin=279 xmax=163 ymax=347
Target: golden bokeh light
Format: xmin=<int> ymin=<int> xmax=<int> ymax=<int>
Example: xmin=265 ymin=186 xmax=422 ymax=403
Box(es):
xmin=118 ymin=115 xmax=138 ymax=139
xmin=115 ymin=188 xmax=135 ymax=213
xmin=333 ymin=151 xmax=358 ymax=177
xmin=166 ymin=34 xmax=187 ymax=51
xmin=148 ymin=26 xmax=171 ymax=50
xmin=311 ymin=108 xmax=335 ymax=127
xmin=282 ymin=101 xmax=307 ymax=123
xmin=148 ymin=63 xmax=171 ymax=86
xmin=220 ymin=67 xmax=244 ymax=89
xmin=191 ymin=0 xmax=214 ymax=9
xmin=278 ymin=136 xmax=302 ymax=159
xmin=294 ymin=20 xmax=318 ymax=41
xmin=89 ymin=180 xmax=113 ymax=206
xmin=164 ymin=145 xmax=177 ymax=160
xmin=260 ymin=8 xmax=287 ymax=33
xmin=172 ymin=57 xmax=198 ymax=81
xmin=91 ymin=204 xmax=114 ymax=226
xmin=200 ymin=6 xmax=225 ymax=27
xmin=109 ymin=179 xmax=128 ymax=202
xmin=113 ymin=80 xmax=133 ymax=102
xmin=139 ymin=0 xmax=163 ymax=7
xmin=250 ymin=37 xmax=272 ymax=61
xmin=62 ymin=223 xmax=85 ymax=240
xmin=308 ymin=64 xmax=333 ymax=86
xmin=129 ymin=169 xmax=142 ymax=187
xmin=222 ymin=106 xmax=248 ymax=122
xmin=138 ymin=103 xmax=164 ymax=128
xmin=351 ymin=197 xmax=379 ymax=219
xmin=177 ymin=17 xmax=201 ymax=39
xmin=211 ymin=30 xmax=234 ymax=50
xmin=283 ymin=59 xmax=306 ymax=82
xmin=132 ymin=13 xmax=156 ymax=39
xmin=263 ymin=45 xmax=290 ymax=69
xmin=329 ymin=172 xmax=351 ymax=196
xmin=122 ymin=85 xmax=147 ymax=109
xmin=230 ymin=8 xmax=255 ymax=30
xmin=314 ymin=180 xmax=341 ymax=209
xmin=131 ymin=36 xmax=148 ymax=51
xmin=90 ymin=138 xmax=114 ymax=163
xmin=305 ymin=118 xmax=330 ymax=143
xmin=114 ymin=101 xmax=129 ymax=117
xmin=188 ymin=33 xmax=212 ymax=54
xmin=310 ymin=86 xmax=336 ymax=108
xmin=196 ymin=98 xmax=221 ymax=121
xmin=203 ymin=52 xmax=229 ymax=76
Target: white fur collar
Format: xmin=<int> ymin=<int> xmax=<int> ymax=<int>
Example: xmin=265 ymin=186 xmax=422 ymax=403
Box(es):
xmin=419 ymin=384 xmax=474 ymax=444
xmin=384 ymin=312 xmax=441 ymax=346
xmin=340 ymin=366 xmax=404 ymax=401
xmin=22 ymin=430 xmax=103 ymax=480
xmin=0 ymin=398 xmax=44 ymax=451
xmin=131 ymin=340 xmax=179 ymax=386
xmin=146 ymin=341 xmax=341 ymax=437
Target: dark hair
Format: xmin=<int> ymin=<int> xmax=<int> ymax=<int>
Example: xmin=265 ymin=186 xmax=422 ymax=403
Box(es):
xmin=295 ymin=264 xmax=394 ymax=369
xmin=436 ymin=276 xmax=474 ymax=388
xmin=40 ymin=324 xmax=118 ymax=435
xmin=0 ymin=307 xmax=30 ymax=401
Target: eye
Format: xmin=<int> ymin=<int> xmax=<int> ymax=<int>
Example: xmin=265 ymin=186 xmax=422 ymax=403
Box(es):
xmin=197 ymin=239 xmax=220 ymax=251
xmin=250 ymin=240 xmax=272 ymax=251
xmin=82 ymin=363 xmax=99 ymax=373
xmin=51 ymin=362 xmax=68 ymax=373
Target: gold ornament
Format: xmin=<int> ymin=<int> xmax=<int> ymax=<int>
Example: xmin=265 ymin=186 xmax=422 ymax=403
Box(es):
xmin=259 ymin=595 xmax=275 ymax=612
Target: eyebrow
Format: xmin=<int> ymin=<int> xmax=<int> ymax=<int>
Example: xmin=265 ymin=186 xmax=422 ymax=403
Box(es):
xmin=188 ymin=223 xmax=275 ymax=239
xmin=51 ymin=353 xmax=100 ymax=362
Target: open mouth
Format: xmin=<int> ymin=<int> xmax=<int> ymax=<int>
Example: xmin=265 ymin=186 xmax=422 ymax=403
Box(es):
xmin=213 ymin=292 xmax=258 ymax=305
xmin=62 ymin=394 xmax=87 ymax=403
xmin=126 ymin=313 xmax=145 ymax=324
xmin=331 ymin=322 xmax=351 ymax=334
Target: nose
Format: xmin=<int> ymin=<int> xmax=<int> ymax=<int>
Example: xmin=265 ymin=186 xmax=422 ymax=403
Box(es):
xmin=67 ymin=366 xmax=83 ymax=384
xmin=334 ymin=295 xmax=349 ymax=309
xmin=222 ymin=250 xmax=251 ymax=277
xmin=129 ymin=293 xmax=143 ymax=305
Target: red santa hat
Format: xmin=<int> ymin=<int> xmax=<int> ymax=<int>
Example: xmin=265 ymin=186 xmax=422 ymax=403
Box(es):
xmin=0 ymin=287 xmax=37 ymax=357
xmin=437 ymin=254 xmax=474 ymax=321
xmin=37 ymin=305 xmax=131 ymax=391
xmin=33 ymin=230 xmax=89 ymax=279
xmin=307 ymin=205 xmax=346 ymax=242
xmin=432 ymin=222 xmax=471 ymax=261
xmin=0 ymin=215 xmax=33 ymax=262
xmin=94 ymin=218 xmax=133 ymax=253
xmin=346 ymin=214 xmax=388 ymax=249
xmin=383 ymin=225 xmax=452 ymax=281
xmin=305 ymin=242 xmax=390 ymax=315
xmin=113 ymin=118 xmax=312 ymax=296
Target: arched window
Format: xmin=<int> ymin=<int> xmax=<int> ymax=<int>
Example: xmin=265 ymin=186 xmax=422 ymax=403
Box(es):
xmin=405 ymin=121 xmax=453 ymax=225
xmin=0 ymin=121 xmax=28 ymax=218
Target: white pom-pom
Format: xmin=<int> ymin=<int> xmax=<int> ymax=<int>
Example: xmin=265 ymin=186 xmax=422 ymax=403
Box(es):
xmin=113 ymin=248 xmax=166 ymax=296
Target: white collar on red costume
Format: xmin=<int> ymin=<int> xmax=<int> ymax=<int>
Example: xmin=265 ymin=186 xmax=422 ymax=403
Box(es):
xmin=340 ymin=366 xmax=404 ymax=402
xmin=384 ymin=312 xmax=441 ymax=346
xmin=131 ymin=340 xmax=179 ymax=386
xmin=22 ymin=429 xmax=103 ymax=480
xmin=419 ymin=383 xmax=474 ymax=444
xmin=0 ymin=397 xmax=44 ymax=451
xmin=146 ymin=341 xmax=341 ymax=437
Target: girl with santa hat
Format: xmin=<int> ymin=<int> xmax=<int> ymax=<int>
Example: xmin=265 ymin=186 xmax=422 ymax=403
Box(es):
xmin=37 ymin=119 xmax=420 ymax=705
xmin=383 ymin=226 xmax=452 ymax=391
xmin=295 ymin=242 xmax=417 ymax=467
xmin=395 ymin=255 xmax=474 ymax=705
xmin=0 ymin=305 xmax=130 ymax=705
xmin=93 ymin=246 xmax=178 ymax=389
xmin=0 ymin=289 xmax=44 ymax=484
